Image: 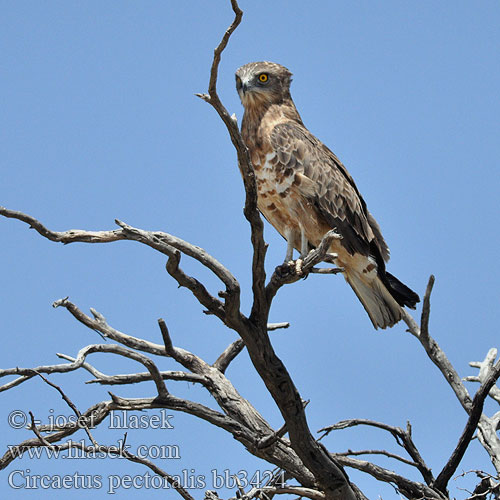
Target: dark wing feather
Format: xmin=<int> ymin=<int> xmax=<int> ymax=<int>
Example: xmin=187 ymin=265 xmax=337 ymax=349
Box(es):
xmin=270 ymin=121 xmax=390 ymax=261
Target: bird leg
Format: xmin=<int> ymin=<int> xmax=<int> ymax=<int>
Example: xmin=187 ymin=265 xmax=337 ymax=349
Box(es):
xmin=280 ymin=227 xmax=307 ymax=278
xmin=299 ymin=225 xmax=309 ymax=258
xmin=325 ymin=252 xmax=339 ymax=265
xmin=293 ymin=225 xmax=310 ymax=276
xmin=284 ymin=228 xmax=294 ymax=262
xmin=275 ymin=228 xmax=298 ymax=279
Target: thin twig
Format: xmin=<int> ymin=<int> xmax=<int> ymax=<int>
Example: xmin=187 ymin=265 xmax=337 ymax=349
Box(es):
xmin=34 ymin=372 xmax=99 ymax=446
xmin=420 ymin=274 xmax=435 ymax=340
xmin=320 ymin=418 xmax=434 ymax=486
xmin=56 ymin=353 xmax=207 ymax=386
xmin=336 ymin=448 xmax=419 ymax=468
xmin=257 ymin=422 xmax=289 ymax=450
xmin=402 ymin=277 xmax=473 ymax=412
xmin=465 ymin=349 xmax=500 ymax=405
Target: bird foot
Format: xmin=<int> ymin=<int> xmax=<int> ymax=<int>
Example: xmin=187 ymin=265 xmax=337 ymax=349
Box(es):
xmin=275 ymin=261 xmax=296 ymax=279
xmin=275 ymin=259 xmax=307 ymax=280
xmin=295 ymin=258 xmax=304 ymax=277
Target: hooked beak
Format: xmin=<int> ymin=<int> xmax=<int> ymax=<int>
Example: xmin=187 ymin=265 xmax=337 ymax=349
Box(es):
xmin=236 ymin=75 xmax=252 ymax=97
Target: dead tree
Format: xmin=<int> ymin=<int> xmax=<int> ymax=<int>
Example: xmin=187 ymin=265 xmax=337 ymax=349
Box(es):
xmin=1 ymin=2 xmax=500 ymax=499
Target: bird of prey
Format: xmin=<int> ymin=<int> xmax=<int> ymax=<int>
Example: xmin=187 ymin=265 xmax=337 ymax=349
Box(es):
xmin=235 ymin=61 xmax=419 ymax=329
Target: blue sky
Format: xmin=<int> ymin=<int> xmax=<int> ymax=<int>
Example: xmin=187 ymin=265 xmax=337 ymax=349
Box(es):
xmin=1 ymin=1 xmax=500 ymax=498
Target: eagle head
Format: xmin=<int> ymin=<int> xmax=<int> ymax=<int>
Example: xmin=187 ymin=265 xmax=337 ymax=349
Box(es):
xmin=235 ymin=61 xmax=293 ymax=108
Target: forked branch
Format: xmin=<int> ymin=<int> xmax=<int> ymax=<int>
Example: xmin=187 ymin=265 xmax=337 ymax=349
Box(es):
xmin=320 ymin=418 xmax=434 ymax=486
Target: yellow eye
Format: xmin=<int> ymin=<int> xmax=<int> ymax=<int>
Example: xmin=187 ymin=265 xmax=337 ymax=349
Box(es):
xmin=258 ymin=73 xmax=268 ymax=83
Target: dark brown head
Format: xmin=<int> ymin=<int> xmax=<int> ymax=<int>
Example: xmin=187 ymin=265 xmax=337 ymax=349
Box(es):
xmin=235 ymin=62 xmax=293 ymax=109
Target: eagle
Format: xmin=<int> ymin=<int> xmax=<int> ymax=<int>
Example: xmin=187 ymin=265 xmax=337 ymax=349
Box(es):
xmin=235 ymin=61 xmax=419 ymax=329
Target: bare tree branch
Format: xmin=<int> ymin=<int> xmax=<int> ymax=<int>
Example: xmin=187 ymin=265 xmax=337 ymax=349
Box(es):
xmin=0 ymin=208 xmax=229 ymax=320
xmin=434 ymin=356 xmax=500 ymax=492
xmin=195 ymin=0 xmax=267 ymax=328
xmin=455 ymin=470 xmax=500 ymax=500
xmin=0 ymin=400 xmax=110 ymax=470
xmin=115 ymin=219 xmax=239 ymax=292
xmin=420 ymin=274 xmax=434 ymax=340
xmin=256 ymin=421 xmax=289 ymax=450
xmin=402 ymin=276 xmax=500 ymax=484
xmin=0 ymin=207 xmax=237 ymax=295
xmin=265 ymin=230 xmax=342 ymax=303
xmin=336 ymin=449 xmax=420 ymax=468
xmin=213 ymin=338 xmax=245 ymax=374
xmin=213 ymin=323 xmax=290 ymax=374
xmin=402 ymin=276 xmax=473 ymax=412
xmin=1 ymin=296 xmax=317 ymax=489
xmin=1 ymin=343 xmax=171 ymax=399
xmin=0 ymin=358 xmax=83 ymax=392
xmin=332 ymin=454 xmax=446 ymax=500
xmin=52 ymin=298 xmax=169 ymax=355
xmin=267 ymin=322 xmax=290 ymax=331
xmin=0 ymin=206 xmax=123 ymax=242
xmin=0 ymin=375 xmax=32 ymax=392
xmin=27 ymin=406 xmax=195 ymax=500
xmin=195 ymin=3 xmax=359 ymax=497
xmin=4 ymin=1 xmax=495 ymax=498
xmin=242 ymin=485 xmax=326 ymax=500
xmin=56 ymin=352 xmax=207 ymax=386
xmin=33 ymin=372 xmax=100 ymax=447
xmin=1 ymin=391 xmax=258 ymax=468
xmin=42 ymin=380 xmax=195 ymax=500
xmin=320 ymin=418 xmax=434 ymax=486
xmin=466 ymin=349 xmax=500 ymax=405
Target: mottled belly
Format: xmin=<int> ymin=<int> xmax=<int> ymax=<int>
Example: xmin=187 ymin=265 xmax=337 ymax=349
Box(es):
xmin=254 ymin=153 xmax=331 ymax=253
xmin=253 ymin=152 xmax=363 ymax=270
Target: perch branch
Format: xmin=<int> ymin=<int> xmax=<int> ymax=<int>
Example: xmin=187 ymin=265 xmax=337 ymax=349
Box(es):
xmin=195 ymin=0 xmax=267 ymax=327
xmin=196 ymin=3 xmax=358 ymax=497
xmin=265 ymin=230 xmax=342 ymax=303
